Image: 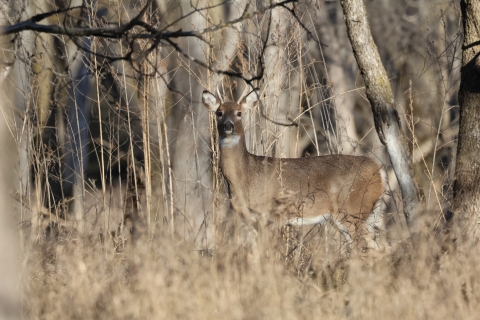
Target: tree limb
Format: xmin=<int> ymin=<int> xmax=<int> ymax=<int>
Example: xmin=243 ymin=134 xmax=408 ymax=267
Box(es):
xmin=340 ymin=0 xmax=421 ymax=228
xmin=0 ymin=0 xmax=298 ymax=39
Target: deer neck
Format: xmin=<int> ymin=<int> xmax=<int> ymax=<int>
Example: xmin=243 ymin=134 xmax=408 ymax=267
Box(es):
xmin=219 ymin=134 xmax=249 ymax=184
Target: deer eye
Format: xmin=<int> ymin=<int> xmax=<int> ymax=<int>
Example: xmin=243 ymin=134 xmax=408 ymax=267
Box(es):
xmin=216 ymin=111 xmax=223 ymax=118
xmin=236 ymin=111 xmax=241 ymax=117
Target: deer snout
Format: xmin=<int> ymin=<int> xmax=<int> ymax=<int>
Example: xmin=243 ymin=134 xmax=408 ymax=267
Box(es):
xmin=223 ymin=121 xmax=234 ymax=134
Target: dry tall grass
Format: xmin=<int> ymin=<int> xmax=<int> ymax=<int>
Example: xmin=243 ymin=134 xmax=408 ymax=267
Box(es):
xmin=19 ymin=216 xmax=480 ymax=319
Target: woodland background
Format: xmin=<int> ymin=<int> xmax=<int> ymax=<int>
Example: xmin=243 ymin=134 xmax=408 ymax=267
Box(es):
xmin=0 ymin=0 xmax=475 ymax=319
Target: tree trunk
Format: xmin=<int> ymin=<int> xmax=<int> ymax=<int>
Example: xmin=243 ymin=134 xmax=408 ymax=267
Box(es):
xmin=452 ymin=0 xmax=480 ymax=236
xmin=169 ymin=0 xmax=210 ymax=238
xmin=339 ymin=0 xmax=421 ymax=227
xmin=0 ymin=74 xmax=19 ymax=318
xmin=64 ymin=37 xmax=91 ymax=220
xmin=263 ymin=4 xmax=300 ymax=159
xmin=0 ymin=10 xmax=19 ymax=315
xmin=317 ymin=1 xmax=363 ymax=155
xmin=11 ymin=0 xmax=34 ymax=220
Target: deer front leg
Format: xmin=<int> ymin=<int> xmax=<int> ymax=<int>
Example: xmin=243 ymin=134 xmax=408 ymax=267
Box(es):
xmin=229 ymin=190 xmax=260 ymax=225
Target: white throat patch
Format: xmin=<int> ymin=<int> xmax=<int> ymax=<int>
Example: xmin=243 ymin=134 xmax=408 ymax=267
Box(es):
xmin=219 ymin=135 xmax=240 ymax=148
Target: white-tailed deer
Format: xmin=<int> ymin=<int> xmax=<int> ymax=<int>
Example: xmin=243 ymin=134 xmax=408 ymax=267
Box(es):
xmin=202 ymin=88 xmax=386 ymax=249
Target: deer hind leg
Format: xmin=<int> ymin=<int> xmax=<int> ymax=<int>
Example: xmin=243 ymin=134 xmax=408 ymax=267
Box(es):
xmin=286 ymin=214 xmax=353 ymax=253
xmin=364 ymin=193 xmax=386 ymax=250
xmin=363 ymin=167 xmax=389 ymax=251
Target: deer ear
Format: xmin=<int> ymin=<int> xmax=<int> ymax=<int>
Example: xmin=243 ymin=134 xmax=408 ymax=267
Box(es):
xmin=241 ymin=88 xmax=260 ymax=110
xmin=202 ymin=90 xmax=220 ymax=112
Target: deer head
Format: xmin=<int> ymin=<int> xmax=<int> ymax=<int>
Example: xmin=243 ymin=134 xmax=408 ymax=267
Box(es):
xmin=202 ymin=88 xmax=259 ymax=148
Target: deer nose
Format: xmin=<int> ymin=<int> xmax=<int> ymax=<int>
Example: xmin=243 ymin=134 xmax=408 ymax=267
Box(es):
xmin=223 ymin=121 xmax=234 ymax=133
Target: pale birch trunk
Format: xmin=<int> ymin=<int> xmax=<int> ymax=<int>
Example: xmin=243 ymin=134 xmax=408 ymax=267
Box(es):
xmin=11 ymin=0 xmax=34 ymax=222
xmin=210 ymin=0 xmax=246 ymax=90
xmin=0 ymin=4 xmax=20 ymax=317
xmin=316 ymin=2 xmax=360 ymax=155
xmin=263 ymin=5 xmax=300 ymax=159
xmin=0 ymin=75 xmax=20 ymax=319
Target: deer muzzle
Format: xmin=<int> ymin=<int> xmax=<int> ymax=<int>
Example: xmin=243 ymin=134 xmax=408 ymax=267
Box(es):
xmin=223 ymin=121 xmax=234 ymax=134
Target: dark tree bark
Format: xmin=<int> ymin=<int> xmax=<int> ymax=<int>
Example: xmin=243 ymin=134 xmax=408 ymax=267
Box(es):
xmin=452 ymin=0 xmax=480 ymax=234
xmin=339 ymin=0 xmax=421 ymax=228
xmin=63 ymin=37 xmax=91 ymax=219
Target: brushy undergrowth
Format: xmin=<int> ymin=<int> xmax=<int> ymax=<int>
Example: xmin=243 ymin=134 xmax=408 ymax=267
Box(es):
xmin=18 ymin=215 xmax=480 ymax=320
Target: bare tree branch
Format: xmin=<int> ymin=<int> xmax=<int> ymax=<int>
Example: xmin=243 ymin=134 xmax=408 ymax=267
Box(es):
xmin=0 ymin=0 xmax=297 ymax=40
xmin=0 ymin=6 xmax=83 ymax=34
xmin=1 ymin=0 xmax=303 ymax=88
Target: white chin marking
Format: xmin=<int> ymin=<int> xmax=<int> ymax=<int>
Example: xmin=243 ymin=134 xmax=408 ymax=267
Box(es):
xmin=219 ymin=135 xmax=240 ymax=148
